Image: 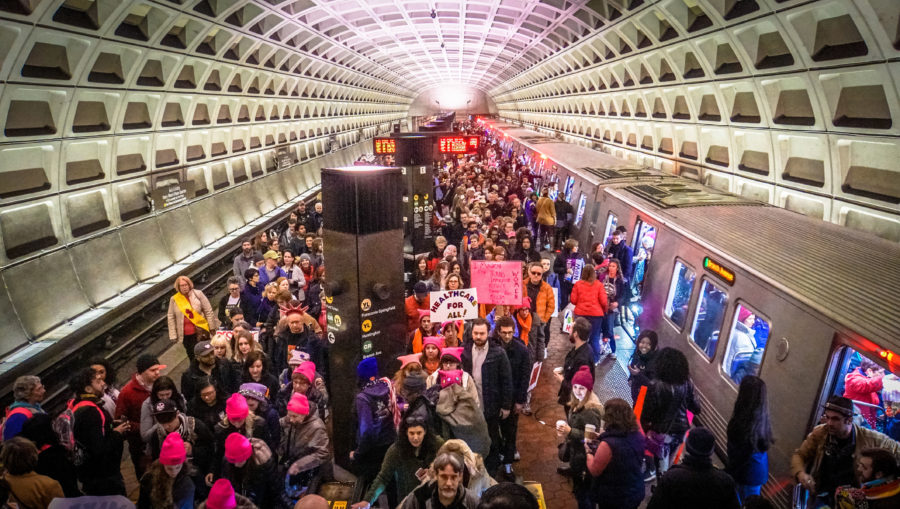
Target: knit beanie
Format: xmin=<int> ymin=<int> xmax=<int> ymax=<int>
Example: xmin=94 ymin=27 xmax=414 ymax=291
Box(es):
xmin=206 ymin=479 xmax=237 ymax=509
xmin=357 ymin=357 xmax=378 ymax=381
xmin=288 ymin=349 xmax=310 ymax=366
xmin=287 ymin=392 xmax=310 ymax=416
xmin=293 ymin=361 xmax=317 ymax=384
xmin=685 ymin=427 xmax=716 ymax=458
xmin=571 ymin=366 xmax=594 ymax=389
xmin=225 ymin=393 xmax=249 ymax=421
xmin=159 ymin=432 xmax=186 ymax=465
xmin=404 ymin=370 xmax=427 ymax=394
xmin=224 ymin=433 xmax=253 ymax=464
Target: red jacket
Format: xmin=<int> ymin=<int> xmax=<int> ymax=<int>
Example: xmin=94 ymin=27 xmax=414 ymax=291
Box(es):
xmin=405 ymin=294 xmax=429 ymax=333
xmin=115 ymin=373 xmax=151 ymax=432
xmin=843 ymin=369 xmax=883 ymax=427
xmin=570 ymin=280 xmax=608 ymax=317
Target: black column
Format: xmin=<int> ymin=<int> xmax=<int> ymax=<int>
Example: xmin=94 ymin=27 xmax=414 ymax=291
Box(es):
xmin=321 ymin=166 xmax=407 ymax=470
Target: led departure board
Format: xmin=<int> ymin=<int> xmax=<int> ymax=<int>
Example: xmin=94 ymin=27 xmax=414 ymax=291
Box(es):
xmin=703 ymin=256 xmax=735 ymax=285
xmin=438 ymin=136 xmax=479 ymax=154
xmin=373 ymin=137 xmax=396 ymax=155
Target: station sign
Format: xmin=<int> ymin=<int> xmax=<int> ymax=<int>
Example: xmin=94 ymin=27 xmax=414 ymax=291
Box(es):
xmin=438 ymin=136 xmax=479 ymax=154
xmin=373 ymin=137 xmax=396 ymax=155
xmin=703 ymin=256 xmax=735 ymax=285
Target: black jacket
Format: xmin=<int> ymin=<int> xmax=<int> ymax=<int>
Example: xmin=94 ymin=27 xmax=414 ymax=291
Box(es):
xmin=36 ymin=444 xmax=81 ymax=497
xmin=275 ymin=327 xmax=325 ymax=377
xmin=646 ymin=455 xmax=740 ymax=509
xmin=187 ymin=396 xmax=226 ymax=436
xmin=559 ymin=342 xmax=594 ymax=405
xmin=221 ymin=445 xmax=278 ymax=508
xmin=72 ymin=394 xmax=125 ymax=492
xmin=501 ymin=338 xmax=532 ymax=405
xmin=218 ymin=293 xmax=246 ymax=327
xmin=640 ymin=380 xmax=701 ymax=437
xmin=147 ymin=414 xmax=215 ymax=476
xmin=213 ymin=416 xmax=271 ymax=477
xmin=461 ymin=341 xmax=513 ymax=418
xmin=181 ymin=358 xmax=238 ymax=401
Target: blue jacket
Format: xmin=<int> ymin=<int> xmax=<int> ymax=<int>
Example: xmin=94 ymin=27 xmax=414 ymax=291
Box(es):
xmin=591 ymin=430 xmax=646 ymax=507
xmin=2 ymin=402 xmax=44 ymax=441
xmin=240 ymin=284 xmax=262 ymax=324
xmin=257 ymin=266 xmax=287 ymax=287
xmin=353 ymin=380 xmax=397 ymax=458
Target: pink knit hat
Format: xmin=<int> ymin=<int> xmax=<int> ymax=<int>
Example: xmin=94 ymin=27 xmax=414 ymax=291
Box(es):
xmin=225 ymin=393 xmax=249 ymax=421
xmin=207 ymin=479 xmax=237 ymax=509
xmin=397 ymin=353 xmax=422 ymax=369
xmin=440 ymin=347 xmax=463 ymax=363
xmin=571 ymin=366 xmax=594 ymax=389
xmin=159 ymin=432 xmax=186 ymax=465
xmin=224 ymin=433 xmax=252 ymax=464
xmin=423 ymin=336 xmax=444 ymax=351
xmin=292 ymin=360 xmax=316 ymax=384
xmin=287 ymin=392 xmax=310 ymax=416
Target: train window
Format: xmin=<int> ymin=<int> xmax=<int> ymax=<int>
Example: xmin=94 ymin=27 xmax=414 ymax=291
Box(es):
xmin=689 ymin=279 xmax=728 ymax=358
xmin=631 ymin=220 xmax=657 ymax=297
xmin=664 ymin=261 xmax=696 ymax=330
xmin=721 ymin=303 xmax=771 ymax=384
xmin=602 ymin=213 xmax=617 ymax=248
xmin=821 ymin=346 xmax=899 ymax=434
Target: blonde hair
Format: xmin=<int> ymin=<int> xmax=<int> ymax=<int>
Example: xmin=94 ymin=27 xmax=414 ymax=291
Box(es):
xmin=210 ymin=334 xmax=233 ymax=360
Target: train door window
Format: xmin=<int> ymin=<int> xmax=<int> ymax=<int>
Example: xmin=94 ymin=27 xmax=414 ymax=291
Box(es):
xmin=819 ymin=346 xmax=897 ymax=433
xmin=602 ymin=213 xmax=617 ymax=250
xmin=689 ymin=279 xmax=728 ymax=359
xmin=664 ymin=260 xmax=696 ymax=330
xmin=631 ymin=220 xmax=657 ymax=298
xmin=721 ymin=303 xmax=771 ymax=384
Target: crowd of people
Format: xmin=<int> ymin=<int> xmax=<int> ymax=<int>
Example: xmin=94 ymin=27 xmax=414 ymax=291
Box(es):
xmin=0 ymin=123 xmax=899 ymax=509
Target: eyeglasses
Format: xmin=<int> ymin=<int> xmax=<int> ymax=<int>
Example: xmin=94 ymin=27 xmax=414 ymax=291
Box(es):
xmin=405 ymin=416 xmax=426 ymax=426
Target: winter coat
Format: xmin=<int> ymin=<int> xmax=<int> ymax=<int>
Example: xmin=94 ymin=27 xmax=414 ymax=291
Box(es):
xmin=406 ymin=295 xmax=430 ymax=333
xmin=588 ymin=429 xmax=646 ymax=509
xmin=536 ymin=196 xmax=556 ymax=226
xmin=187 ymin=396 xmax=226 ymax=436
xmin=2 ymin=401 xmax=44 ymax=441
xmin=351 ymin=380 xmax=397 ymax=461
xmin=275 ymin=383 xmax=329 ymax=421
xmin=257 ymin=265 xmax=287 ymax=287
xmin=181 ymin=358 xmax=238 ymax=402
xmin=240 ymin=284 xmax=262 ymax=325
xmin=565 ymin=392 xmax=604 ymax=476
xmin=213 ymin=415 xmax=270 ymax=477
xmin=167 ymin=289 xmax=216 ymax=342
xmin=461 ymin=342 xmax=513 ymax=419
xmin=558 ymin=343 xmax=594 ymax=405
xmin=34 ymin=443 xmax=81 ymax=497
xmin=218 ymin=293 xmax=247 ymax=327
xmin=523 ymin=278 xmax=555 ymax=323
xmin=606 ymin=242 xmax=634 ymax=280
xmin=646 ymin=455 xmax=741 ymax=509
xmin=140 ymin=394 xmax=188 ymax=441
xmin=435 ymin=383 xmax=491 ymax=458
xmin=278 ymin=409 xmax=331 ymax=475
xmin=4 ymin=471 xmax=64 ymax=509
xmin=434 ymin=439 xmax=497 ymax=497
xmin=115 ymin=374 xmax=152 ymax=449
xmin=275 ymin=327 xmax=325 ymax=376
xmin=426 ymin=370 xmax=480 ymax=409
xmin=72 ymin=393 xmax=125 ymax=490
xmin=137 ymin=461 xmax=194 ymax=509
xmin=570 ymin=280 xmax=608 ymax=317
xmin=501 ymin=338 xmax=532 ymax=405
xmin=790 ymin=424 xmax=900 ymax=487
xmin=147 ymin=414 xmax=215 ymax=477
xmin=399 ymin=481 xmax=480 ymax=509
xmin=640 ymin=380 xmax=701 ymax=438
xmin=363 ymin=437 xmax=445 ymax=504
xmin=843 ymin=368 xmax=884 ymax=428
xmin=221 ymin=438 xmax=278 ymax=508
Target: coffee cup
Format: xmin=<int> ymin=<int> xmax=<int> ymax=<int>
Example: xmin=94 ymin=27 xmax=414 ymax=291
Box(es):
xmin=553 ymin=367 xmax=563 ymax=375
xmin=584 ymin=424 xmax=597 ymax=440
xmin=556 ymin=419 xmax=567 ymax=431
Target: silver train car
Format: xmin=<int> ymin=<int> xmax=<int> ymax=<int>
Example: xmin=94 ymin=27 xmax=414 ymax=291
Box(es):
xmin=483 ymin=119 xmax=900 ymax=507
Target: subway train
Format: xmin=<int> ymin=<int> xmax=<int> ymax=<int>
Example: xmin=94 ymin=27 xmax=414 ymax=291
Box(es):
xmin=482 ymin=119 xmax=900 ymax=506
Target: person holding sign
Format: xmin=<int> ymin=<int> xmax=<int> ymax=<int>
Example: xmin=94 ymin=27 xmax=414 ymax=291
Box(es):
xmin=168 ymin=275 xmax=217 ymax=363
xmin=570 ymin=264 xmax=609 ymax=364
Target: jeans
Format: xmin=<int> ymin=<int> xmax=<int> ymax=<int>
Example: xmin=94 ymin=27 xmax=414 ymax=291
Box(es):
xmin=602 ymin=310 xmax=618 ymax=353
xmin=500 ymin=412 xmax=519 ymax=465
xmin=538 ymin=223 xmax=555 ymax=248
xmin=577 ymin=315 xmax=606 ymax=363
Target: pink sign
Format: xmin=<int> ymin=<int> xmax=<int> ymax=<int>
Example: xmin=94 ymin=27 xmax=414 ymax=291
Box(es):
xmin=470 ymin=260 xmax=523 ymax=305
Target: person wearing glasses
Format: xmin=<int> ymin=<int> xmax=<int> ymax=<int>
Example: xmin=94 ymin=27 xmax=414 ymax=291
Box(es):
xmin=218 ymin=277 xmax=246 ymax=329
xmin=791 ymin=395 xmax=900 ymax=507
xmin=523 ymin=261 xmax=555 ymax=364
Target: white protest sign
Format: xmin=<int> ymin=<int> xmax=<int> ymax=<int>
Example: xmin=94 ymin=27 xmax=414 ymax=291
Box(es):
xmin=429 ymin=288 xmax=479 ymax=322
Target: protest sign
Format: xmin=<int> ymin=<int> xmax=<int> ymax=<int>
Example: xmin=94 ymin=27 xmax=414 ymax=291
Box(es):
xmin=429 ymin=288 xmax=479 ymax=322
xmin=551 ymin=287 xmax=559 ymax=318
xmin=470 ymin=260 xmax=523 ymax=305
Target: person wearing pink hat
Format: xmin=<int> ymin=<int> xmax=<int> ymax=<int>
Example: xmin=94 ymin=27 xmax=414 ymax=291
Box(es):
xmin=138 ymin=432 xmax=195 ymax=509
xmin=420 ymin=336 xmax=444 ymax=375
xmin=279 ymin=393 xmax=332 ymax=505
xmin=211 ymin=394 xmax=270 ymax=484
xmin=275 ymin=360 xmax=329 ymax=421
xmin=221 ymin=431 xmax=277 ymax=507
xmin=426 ymin=347 xmax=480 ymax=408
xmin=440 ymin=321 xmax=463 ymax=348
xmin=198 ymin=479 xmax=256 ymax=509
xmin=409 ymin=310 xmax=434 ymax=354
xmin=557 ymin=365 xmax=603 ymax=506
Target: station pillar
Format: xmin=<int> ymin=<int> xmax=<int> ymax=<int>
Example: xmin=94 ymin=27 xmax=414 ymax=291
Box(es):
xmin=321 ymin=166 xmax=407 ymax=470
xmin=394 ymin=135 xmax=436 ymax=256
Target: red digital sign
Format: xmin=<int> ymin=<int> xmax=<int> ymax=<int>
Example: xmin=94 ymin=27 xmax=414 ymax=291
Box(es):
xmin=373 ymin=137 xmax=396 ymax=155
xmin=438 ymin=136 xmax=480 ymax=154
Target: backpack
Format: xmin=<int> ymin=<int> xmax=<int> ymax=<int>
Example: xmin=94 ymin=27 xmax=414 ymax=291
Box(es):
xmin=364 ymin=382 xmax=396 ymax=449
xmin=53 ymin=399 xmax=106 ymax=465
xmin=0 ymin=406 xmax=34 ymax=440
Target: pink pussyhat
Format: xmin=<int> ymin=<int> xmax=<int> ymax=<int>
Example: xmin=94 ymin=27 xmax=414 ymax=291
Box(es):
xmin=440 ymin=347 xmax=463 ymax=363
xmin=225 ymin=393 xmax=249 ymax=421
xmin=423 ymin=336 xmax=444 ymax=351
xmin=397 ymin=353 xmax=422 ymax=369
xmin=224 ymin=432 xmax=253 ymax=464
xmin=206 ymin=479 xmax=237 ymax=509
xmin=159 ymin=432 xmax=186 ymax=465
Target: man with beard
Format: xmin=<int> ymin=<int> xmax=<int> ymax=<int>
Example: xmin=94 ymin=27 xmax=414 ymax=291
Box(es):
xmin=276 ymin=301 xmax=325 ymax=376
xmin=232 ymin=239 xmax=255 ymax=284
xmin=181 ymin=341 xmax=238 ymax=401
xmin=398 ymin=453 xmax=479 ymax=508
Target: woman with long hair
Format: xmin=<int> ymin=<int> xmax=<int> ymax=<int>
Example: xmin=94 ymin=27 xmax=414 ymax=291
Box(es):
xmin=585 ymin=398 xmax=646 ymax=509
xmin=233 ymin=329 xmax=263 ymax=366
xmin=557 ymin=366 xmax=603 ymax=509
xmin=555 ymin=238 xmax=582 ymax=309
xmin=726 ymin=375 xmax=774 ymax=503
xmin=570 ymin=264 xmax=608 ymax=364
xmin=428 ymin=261 xmax=449 ymax=292
xmin=138 ymin=433 xmax=194 ymax=509
xmin=640 ymin=348 xmax=701 ymax=477
xmin=140 ymin=376 xmax=188 ymax=441
xmin=413 ymin=255 xmax=432 ymax=290
xmin=599 ymin=258 xmax=627 ymax=359
xmin=89 ymin=357 xmax=120 ymax=417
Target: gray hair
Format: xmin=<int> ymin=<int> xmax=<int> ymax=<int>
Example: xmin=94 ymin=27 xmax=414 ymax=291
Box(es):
xmin=13 ymin=376 xmax=40 ymax=402
xmin=432 ymin=452 xmax=464 ymax=474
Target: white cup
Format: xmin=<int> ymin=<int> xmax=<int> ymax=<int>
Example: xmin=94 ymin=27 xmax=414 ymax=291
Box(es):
xmin=553 ymin=367 xmax=563 ymax=375
xmin=584 ymin=424 xmax=597 ymax=440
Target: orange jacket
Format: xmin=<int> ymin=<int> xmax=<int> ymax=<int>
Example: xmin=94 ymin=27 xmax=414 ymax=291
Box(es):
xmin=522 ymin=278 xmax=556 ymax=323
xmin=405 ymin=294 xmax=429 ymax=333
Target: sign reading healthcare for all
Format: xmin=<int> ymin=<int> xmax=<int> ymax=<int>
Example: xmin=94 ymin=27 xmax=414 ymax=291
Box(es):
xmin=429 ymin=288 xmax=479 ymax=322
xmin=470 ymin=260 xmax=523 ymax=306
